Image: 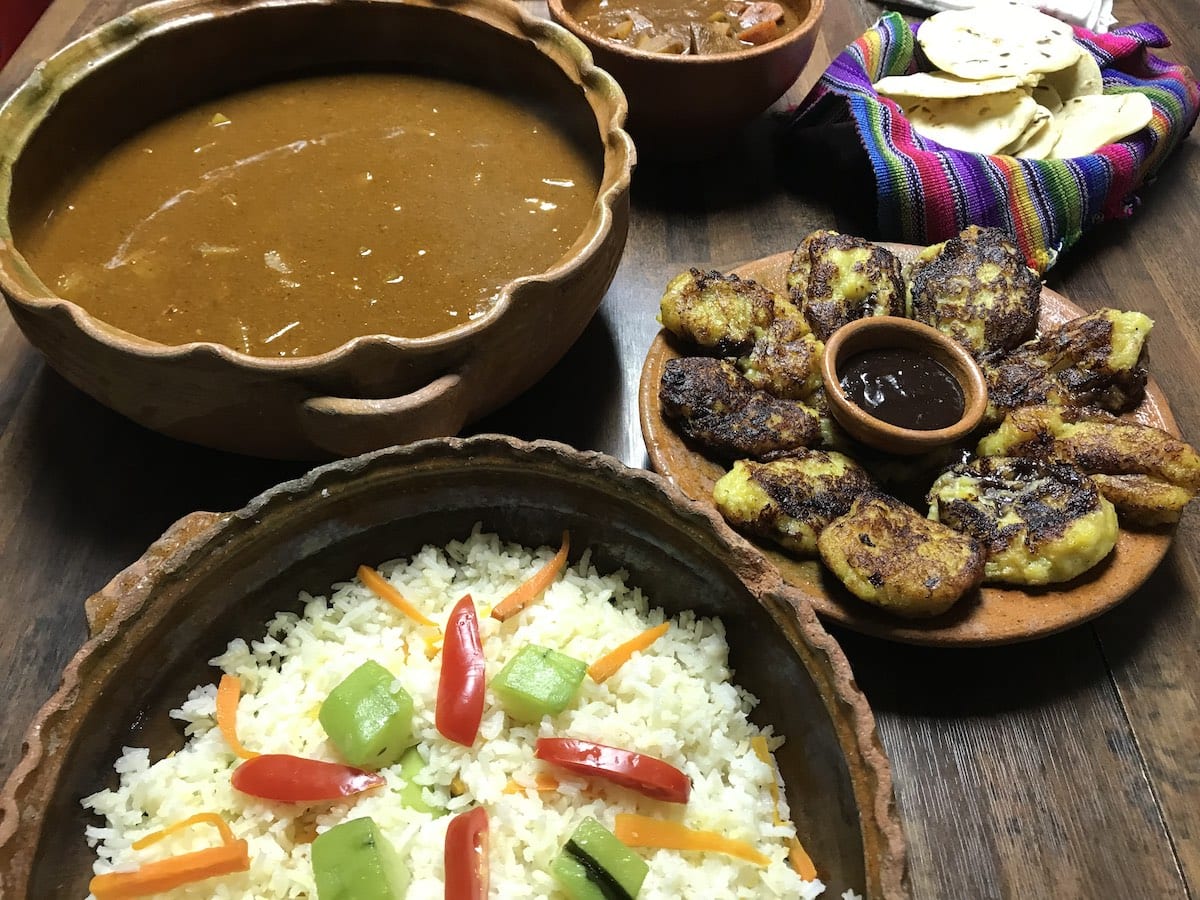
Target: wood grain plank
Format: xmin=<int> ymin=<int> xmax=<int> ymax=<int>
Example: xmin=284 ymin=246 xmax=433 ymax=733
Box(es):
xmin=841 ymin=624 xmax=1190 ymax=898
xmin=0 ymin=366 xmax=306 ymax=779
xmin=0 ymin=0 xmax=120 ymax=90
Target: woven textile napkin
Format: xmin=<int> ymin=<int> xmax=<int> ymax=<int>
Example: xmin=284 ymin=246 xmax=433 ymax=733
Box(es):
xmin=783 ymin=13 xmax=1200 ymax=272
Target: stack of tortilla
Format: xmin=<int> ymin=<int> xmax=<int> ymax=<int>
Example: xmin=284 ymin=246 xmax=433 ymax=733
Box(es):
xmin=873 ymin=1 xmax=1152 ymax=158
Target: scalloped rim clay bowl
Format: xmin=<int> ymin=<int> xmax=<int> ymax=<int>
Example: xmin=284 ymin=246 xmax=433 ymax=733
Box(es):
xmin=0 ymin=0 xmax=634 ymax=460
xmin=821 ymin=316 xmax=988 ymax=455
xmin=0 ymin=437 xmax=907 ymax=898
xmin=546 ymin=0 xmax=824 ymax=153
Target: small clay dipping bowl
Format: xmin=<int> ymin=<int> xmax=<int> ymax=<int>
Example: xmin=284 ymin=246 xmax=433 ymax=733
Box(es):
xmin=546 ymin=0 xmax=823 ymax=154
xmin=0 ymin=0 xmax=634 ymax=460
xmin=0 ymin=437 xmax=907 ymax=897
xmin=821 ymin=316 xmax=988 ymax=455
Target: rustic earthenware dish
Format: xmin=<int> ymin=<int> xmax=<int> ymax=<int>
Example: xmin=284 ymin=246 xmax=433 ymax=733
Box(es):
xmin=0 ymin=437 xmax=908 ymax=898
xmin=0 ymin=0 xmax=634 ymax=460
xmin=640 ymin=246 xmax=1180 ymax=646
xmin=546 ymin=0 xmax=823 ymax=153
xmin=821 ymin=316 xmax=988 ymax=455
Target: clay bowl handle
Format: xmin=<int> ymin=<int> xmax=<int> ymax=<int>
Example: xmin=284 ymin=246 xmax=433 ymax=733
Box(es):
xmin=84 ymin=510 xmax=226 ymax=637
xmin=298 ymin=372 xmax=467 ymax=459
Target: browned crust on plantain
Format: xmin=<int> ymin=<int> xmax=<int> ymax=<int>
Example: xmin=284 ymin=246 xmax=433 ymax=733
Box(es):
xmin=660 ymin=267 xmax=782 ymax=357
xmin=660 ymin=357 xmax=819 ymax=459
xmin=931 ymin=457 xmax=1104 ymax=554
xmin=819 ymin=495 xmax=985 ymax=616
xmin=981 ymin=406 xmax=1200 ymax=488
xmin=977 ymin=405 xmax=1200 ymax=525
xmin=907 ymin=225 xmax=1040 ymax=356
xmin=982 ymin=310 xmax=1148 ymax=421
xmin=738 ymin=316 xmax=823 ymax=399
xmin=743 ymin=452 xmax=879 ymax=528
xmin=790 ymin=231 xmax=906 ymax=340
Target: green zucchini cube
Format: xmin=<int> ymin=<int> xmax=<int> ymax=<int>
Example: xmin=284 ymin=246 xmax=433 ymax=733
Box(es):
xmin=491 ymin=645 xmax=587 ymax=723
xmin=551 ymin=817 xmax=648 ymax=900
xmin=312 ymin=816 xmax=410 ymax=900
xmin=396 ymin=746 xmax=445 ymax=816
xmin=319 ymin=660 xmax=416 ymax=769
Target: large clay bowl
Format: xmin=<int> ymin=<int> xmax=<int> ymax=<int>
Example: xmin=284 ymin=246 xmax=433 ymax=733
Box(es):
xmin=547 ymin=0 xmax=823 ymax=154
xmin=0 ymin=0 xmax=634 ymax=459
xmin=0 ymin=437 xmax=907 ymax=898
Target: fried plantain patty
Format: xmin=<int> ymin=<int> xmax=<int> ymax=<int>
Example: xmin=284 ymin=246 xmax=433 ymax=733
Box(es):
xmin=712 ymin=451 xmax=877 ymax=555
xmin=981 ymin=308 xmax=1152 ymax=423
xmin=976 ymin=405 xmax=1200 ymax=525
xmin=785 ymin=228 xmax=838 ymax=300
xmin=818 ymin=495 xmax=985 ymax=617
xmin=906 ymin=225 xmax=1041 ymax=356
xmin=927 ymin=456 xmax=1118 ymax=585
xmin=1089 ymin=475 xmax=1195 ymax=528
xmin=785 ymin=230 xmax=907 ymax=340
xmin=737 ymin=315 xmax=825 ymax=399
xmin=660 ymin=357 xmax=819 ymax=459
xmin=804 ymin=386 xmax=854 ymax=452
xmin=659 ymin=267 xmax=802 ymax=356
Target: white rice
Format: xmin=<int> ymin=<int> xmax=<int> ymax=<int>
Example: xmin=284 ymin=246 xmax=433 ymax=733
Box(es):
xmin=83 ymin=527 xmax=854 ymax=899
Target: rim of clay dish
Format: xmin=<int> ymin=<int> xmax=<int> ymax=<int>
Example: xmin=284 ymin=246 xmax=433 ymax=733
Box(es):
xmin=0 ymin=0 xmax=634 ymax=373
xmin=547 ymin=0 xmax=824 ymax=66
xmin=0 ymin=437 xmax=907 ymax=898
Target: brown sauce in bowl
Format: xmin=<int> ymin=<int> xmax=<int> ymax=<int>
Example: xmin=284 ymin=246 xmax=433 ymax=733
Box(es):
xmin=19 ymin=73 xmax=599 ymax=357
xmin=573 ymin=0 xmax=803 ymax=55
xmin=839 ymin=347 xmax=965 ymax=431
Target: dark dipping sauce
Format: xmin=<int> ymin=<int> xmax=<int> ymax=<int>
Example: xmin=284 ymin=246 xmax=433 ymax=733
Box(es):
xmin=839 ymin=347 xmax=965 ymax=431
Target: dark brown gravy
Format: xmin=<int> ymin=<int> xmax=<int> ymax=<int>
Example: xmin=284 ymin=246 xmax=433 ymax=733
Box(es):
xmin=573 ymin=0 xmax=803 ymax=54
xmin=19 ymin=73 xmax=599 ymax=357
xmin=839 ymin=347 xmax=965 ymax=430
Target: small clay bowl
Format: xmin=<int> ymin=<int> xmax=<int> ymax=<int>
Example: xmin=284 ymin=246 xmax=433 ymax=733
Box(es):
xmin=821 ymin=316 xmax=988 ymax=455
xmin=0 ymin=437 xmax=907 ymax=897
xmin=0 ymin=0 xmax=634 ymax=460
xmin=546 ymin=0 xmax=823 ymax=154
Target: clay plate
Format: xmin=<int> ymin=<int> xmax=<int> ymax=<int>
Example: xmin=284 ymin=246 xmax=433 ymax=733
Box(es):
xmin=639 ymin=246 xmax=1179 ymax=646
xmin=0 ymin=437 xmax=906 ymax=898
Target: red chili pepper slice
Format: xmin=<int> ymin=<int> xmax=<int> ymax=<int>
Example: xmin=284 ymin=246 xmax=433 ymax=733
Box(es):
xmin=535 ymin=737 xmax=692 ymax=804
xmin=437 ymin=594 xmax=486 ymax=747
xmin=230 ymin=753 xmax=385 ymax=803
xmin=444 ymin=806 xmax=489 ymax=900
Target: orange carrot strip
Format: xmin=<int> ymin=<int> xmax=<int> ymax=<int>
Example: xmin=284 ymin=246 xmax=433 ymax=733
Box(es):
xmin=503 ymin=772 xmax=560 ymax=794
xmin=90 ymin=814 xmax=250 ymax=899
xmin=490 ymin=532 xmax=570 ymax=622
xmin=90 ymin=844 xmax=249 ymax=899
xmin=614 ymin=813 xmax=771 ymax=866
xmin=216 ymin=675 xmax=259 ymax=760
xmin=750 ymin=736 xmax=784 ymax=826
xmin=132 ymin=812 xmax=235 ymax=851
xmin=588 ymin=622 xmax=670 ymax=683
xmin=749 ymin=737 xmax=818 ymax=880
xmin=359 ymin=565 xmax=439 ymax=628
xmin=788 ymin=836 xmax=818 ymax=881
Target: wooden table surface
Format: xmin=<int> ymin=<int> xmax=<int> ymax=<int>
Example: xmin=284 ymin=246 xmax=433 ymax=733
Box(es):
xmin=1 ymin=0 xmax=1197 ymax=897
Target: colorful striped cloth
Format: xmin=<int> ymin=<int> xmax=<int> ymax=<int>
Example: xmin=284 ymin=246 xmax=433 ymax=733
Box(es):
xmin=783 ymin=13 xmax=1199 ymax=272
